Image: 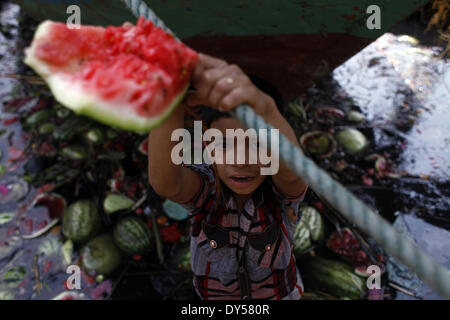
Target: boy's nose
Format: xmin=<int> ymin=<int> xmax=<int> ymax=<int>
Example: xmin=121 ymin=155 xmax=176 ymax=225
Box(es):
xmin=231 ymin=162 xmax=248 ymax=168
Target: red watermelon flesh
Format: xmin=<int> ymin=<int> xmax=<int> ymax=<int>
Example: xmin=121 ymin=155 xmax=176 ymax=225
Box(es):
xmin=24 ymin=18 xmax=198 ymax=133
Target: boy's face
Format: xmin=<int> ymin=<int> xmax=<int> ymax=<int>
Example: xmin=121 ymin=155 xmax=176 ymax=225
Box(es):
xmin=210 ymin=117 xmax=268 ymax=196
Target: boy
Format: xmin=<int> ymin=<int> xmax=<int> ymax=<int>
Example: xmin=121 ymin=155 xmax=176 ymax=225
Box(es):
xmin=148 ymin=53 xmax=308 ymax=300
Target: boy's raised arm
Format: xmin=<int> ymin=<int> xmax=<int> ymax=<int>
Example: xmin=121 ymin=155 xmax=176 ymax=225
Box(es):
xmin=147 ymin=104 xmax=201 ymax=203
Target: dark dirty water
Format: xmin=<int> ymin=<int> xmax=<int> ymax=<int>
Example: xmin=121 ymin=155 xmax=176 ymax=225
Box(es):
xmin=0 ymin=2 xmax=449 ymax=300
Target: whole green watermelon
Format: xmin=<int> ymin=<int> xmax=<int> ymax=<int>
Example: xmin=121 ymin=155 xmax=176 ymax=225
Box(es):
xmin=300 ymin=256 xmax=367 ymax=300
xmin=293 ymin=206 xmax=325 ymax=257
xmin=113 ymin=216 xmax=152 ymax=255
xmin=62 ymin=199 xmax=101 ymax=244
xmin=80 ymin=234 xmax=122 ymax=276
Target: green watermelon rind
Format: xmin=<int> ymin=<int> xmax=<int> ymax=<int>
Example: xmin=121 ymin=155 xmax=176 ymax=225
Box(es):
xmin=302 ymin=256 xmax=367 ymax=300
xmin=62 ymin=200 xmax=101 ymax=244
xmin=292 ymin=206 xmax=325 ymax=257
xmin=24 ymin=20 xmax=189 ymax=134
xmin=103 ymin=194 xmax=135 ymax=215
xmin=113 ymin=217 xmax=152 ymax=255
xmin=80 ymin=234 xmax=122 ymax=276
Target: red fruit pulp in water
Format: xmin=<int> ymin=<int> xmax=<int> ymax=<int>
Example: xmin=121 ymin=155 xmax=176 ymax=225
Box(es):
xmin=35 ymin=195 xmax=65 ymax=219
xmin=160 ymin=222 xmax=182 ymax=243
xmin=34 ymin=18 xmax=198 ymax=118
xmin=328 ymin=228 xmax=370 ymax=265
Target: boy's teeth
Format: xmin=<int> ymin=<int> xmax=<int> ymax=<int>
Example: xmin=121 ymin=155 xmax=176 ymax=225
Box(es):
xmin=233 ymin=176 xmax=252 ymax=181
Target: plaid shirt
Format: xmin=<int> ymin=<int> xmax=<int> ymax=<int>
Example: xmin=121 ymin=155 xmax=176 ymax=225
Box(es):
xmin=180 ymin=163 xmax=307 ymax=300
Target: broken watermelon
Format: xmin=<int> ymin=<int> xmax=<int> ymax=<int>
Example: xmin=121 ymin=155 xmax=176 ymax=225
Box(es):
xmin=24 ymin=17 xmax=198 ymax=133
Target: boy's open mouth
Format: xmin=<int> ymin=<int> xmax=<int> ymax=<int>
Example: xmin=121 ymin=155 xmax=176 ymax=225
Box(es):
xmin=229 ymin=175 xmax=256 ymax=186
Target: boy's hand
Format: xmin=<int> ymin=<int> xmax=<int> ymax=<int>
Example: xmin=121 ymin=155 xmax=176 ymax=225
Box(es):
xmin=184 ymin=53 xmax=274 ymax=116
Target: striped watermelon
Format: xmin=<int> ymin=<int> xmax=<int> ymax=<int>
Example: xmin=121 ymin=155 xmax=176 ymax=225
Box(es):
xmin=113 ymin=216 xmax=152 ymax=254
xmin=81 ymin=234 xmax=122 ymax=275
xmin=293 ymin=206 xmax=325 ymax=257
xmin=301 ymin=256 xmax=367 ymax=300
xmin=62 ymin=200 xmax=101 ymax=244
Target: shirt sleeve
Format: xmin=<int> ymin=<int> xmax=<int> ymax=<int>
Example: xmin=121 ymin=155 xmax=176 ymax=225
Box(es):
xmin=271 ymin=178 xmax=308 ymax=204
xmin=177 ymin=163 xmax=216 ymax=215
xmin=270 ymin=178 xmax=308 ymax=226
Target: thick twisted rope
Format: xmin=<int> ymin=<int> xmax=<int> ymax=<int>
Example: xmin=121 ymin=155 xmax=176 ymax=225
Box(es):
xmin=121 ymin=0 xmax=450 ymax=299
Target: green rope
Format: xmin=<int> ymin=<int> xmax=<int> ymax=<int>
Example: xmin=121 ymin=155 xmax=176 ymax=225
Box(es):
xmin=121 ymin=0 xmax=450 ymax=299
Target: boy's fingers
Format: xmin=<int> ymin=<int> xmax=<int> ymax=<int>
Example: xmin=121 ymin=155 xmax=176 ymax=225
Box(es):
xmin=192 ymin=54 xmax=228 ymax=84
xmin=198 ymin=53 xmax=228 ymax=69
xmin=218 ymin=86 xmax=258 ymax=112
xmin=197 ymin=67 xmax=236 ymax=104
xmin=209 ymin=74 xmax=247 ymax=107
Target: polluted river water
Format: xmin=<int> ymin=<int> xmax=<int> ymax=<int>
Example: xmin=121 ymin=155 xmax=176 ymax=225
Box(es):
xmin=0 ymin=2 xmax=449 ymax=300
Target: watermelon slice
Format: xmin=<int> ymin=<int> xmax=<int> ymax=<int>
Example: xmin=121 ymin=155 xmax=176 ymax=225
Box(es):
xmin=24 ymin=18 xmax=198 ymax=133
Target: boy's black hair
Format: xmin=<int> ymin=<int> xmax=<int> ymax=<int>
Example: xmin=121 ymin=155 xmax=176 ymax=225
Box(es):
xmin=194 ymin=75 xmax=284 ymax=128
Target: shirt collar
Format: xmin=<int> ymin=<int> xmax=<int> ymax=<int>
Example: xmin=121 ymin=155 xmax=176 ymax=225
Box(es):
xmin=220 ymin=179 xmax=266 ymax=211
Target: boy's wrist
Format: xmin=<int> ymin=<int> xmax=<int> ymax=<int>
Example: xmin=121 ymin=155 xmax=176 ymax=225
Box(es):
xmin=255 ymin=93 xmax=278 ymax=120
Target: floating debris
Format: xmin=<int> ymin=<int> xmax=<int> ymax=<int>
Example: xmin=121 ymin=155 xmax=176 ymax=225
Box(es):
xmin=162 ymin=199 xmax=189 ymax=221
xmin=97 ymin=152 xmax=126 ymax=161
xmin=156 ymin=215 xmax=168 ymax=225
xmin=287 ymin=98 xmax=307 ymax=121
xmin=333 ymin=160 xmax=348 ymax=172
xmin=0 ymin=212 xmax=15 ymax=225
xmin=0 ymin=164 xmax=6 ymax=177
xmin=55 ymin=107 xmax=71 ymax=119
xmin=0 ymin=175 xmax=29 ymax=204
xmin=327 ymin=228 xmax=385 ymax=277
xmin=103 ymin=194 xmax=135 ymax=215
xmin=300 ymin=131 xmax=337 ymax=158
xmin=25 ymin=108 xmax=52 ymax=126
xmin=37 ymin=122 xmax=55 ymax=135
xmin=364 ymin=153 xmax=383 ymax=162
xmin=314 ymin=106 xmax=345 ymax=124
xmin=0 ymin=287 xmax=14 ymax=300
xmin=53 ymin=117 xmax=92 ymax=140
xmin=60 ymin=145 xmax=88 ymax=161
xmin=21 ymin=219 xmax=59 ymax=240
xmin=1 ymin=266 xmax=26 ymax=289
xmin=160 ymin=222 xmax=183 ymax=244
xmin=336 ymin=129 xmax=368 ymax=155
xmin=20 ymin=193 xmax=66 ymax=239
xmin=37 ymin=237 xmax=61 ymax=258
xmin=51 ymin=291 xmax=86 ymax=300
xmin=31 ymin=193 xmax=66 ymax=218
xmin=0 ymin=236 xmax=22 ymax=261
xmin=61 ymin=239 xmax=73 ymax=266
xmin=375 ymin=156 xmax=404 ymax=178
xmin=86 ymin=128 xmax=104 ymax=144
xmin=346 ymin=111 xmax=366 ymax=123
xmin=90 ymin=279 xmax=113 ymax=300
xmin=138 ymin=137 xmax=149 ymax=155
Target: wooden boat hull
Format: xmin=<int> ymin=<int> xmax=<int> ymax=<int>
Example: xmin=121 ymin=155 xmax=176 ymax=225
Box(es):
xmin=14 ymin=0 xmax=430 ymax=102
